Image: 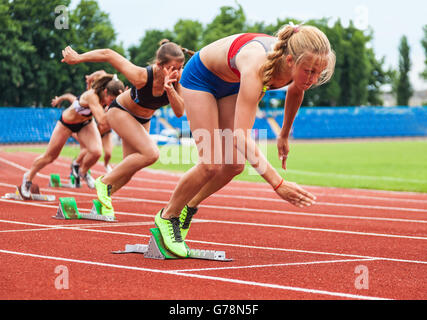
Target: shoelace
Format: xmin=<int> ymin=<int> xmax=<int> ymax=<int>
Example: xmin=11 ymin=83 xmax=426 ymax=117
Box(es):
xmin=72 ymin=163 xmax=79 ymax=177
xmin=181 ymin=206 xmax=197 ymax=229
xmin=169 ymin=217 xmax=183 ymax=242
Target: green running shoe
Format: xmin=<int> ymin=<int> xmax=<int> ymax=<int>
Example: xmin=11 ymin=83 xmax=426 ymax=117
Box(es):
xmin=154 ymin=209 xmax=189 ymax=258
xmin=180 ymin=205 xmax=198 ymax=240
xmin=95 ymin=176 xmax=114 ymax=217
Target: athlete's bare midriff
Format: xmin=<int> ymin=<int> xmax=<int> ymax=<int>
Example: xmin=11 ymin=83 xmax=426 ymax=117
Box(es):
xmin=199 ymin=34 xmax=244 ymax=82
xmin=116 ymin=89 xmax=156 ymax=119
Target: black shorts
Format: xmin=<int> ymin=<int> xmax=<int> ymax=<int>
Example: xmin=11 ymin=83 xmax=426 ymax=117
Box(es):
xmin=59 ymin=114 xmax=92 ymax=133
xmin=108 ymin=99 xmax=151 ymax=125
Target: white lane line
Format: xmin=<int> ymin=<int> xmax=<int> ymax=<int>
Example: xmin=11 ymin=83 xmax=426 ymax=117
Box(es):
xmin=0 ymin=249 xmax=391 ymax=300
xmin=0 ymin=221 xmax=154 ymax=233
xmin=2 ymin=154 xmax=427 ymax=207
xmin=0 ymin=217 xmax=426 ymax=265
xmin=97 ymin=184 xmax=427 ymax=213
xmin=174 ymin=258 xmax=379 ymax=273
xmin=2 ymin=182 xmax=427 ymax=226
xmin=1 ymin=198 xmax=427 ymax=240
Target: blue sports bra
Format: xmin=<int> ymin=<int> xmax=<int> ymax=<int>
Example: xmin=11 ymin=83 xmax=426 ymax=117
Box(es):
xmin=130 ymin=65 xmax=170 ymax=110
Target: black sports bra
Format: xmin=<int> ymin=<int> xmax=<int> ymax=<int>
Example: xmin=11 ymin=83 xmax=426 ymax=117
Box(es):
xmin=130 ymin=65 xmax=170 ymax=110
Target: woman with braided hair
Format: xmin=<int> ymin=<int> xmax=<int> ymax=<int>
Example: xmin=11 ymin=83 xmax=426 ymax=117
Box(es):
xmin=151 ymin=23 xmax=336 ymax=257
xmin=62 ymin=40 xmax=194 ymax=221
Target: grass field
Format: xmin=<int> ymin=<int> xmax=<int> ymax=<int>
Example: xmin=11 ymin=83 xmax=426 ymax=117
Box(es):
xmin=3 ymin=139 xmax=427 ymax=193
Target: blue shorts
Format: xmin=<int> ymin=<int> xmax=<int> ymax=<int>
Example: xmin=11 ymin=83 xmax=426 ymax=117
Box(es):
xmin=180 ymin=51 xmax=240 ymax=99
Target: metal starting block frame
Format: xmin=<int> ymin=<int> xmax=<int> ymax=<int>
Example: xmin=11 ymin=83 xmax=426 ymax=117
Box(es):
xmin=2 ymin=185 xmax=55 ymax=201
xmin=49 ymin=173 xmax=80 ymax=188
xmin=53 ymin=197 xmax=117 ymax=222
xmin=112 ymin=228 xmax=232 ymax=261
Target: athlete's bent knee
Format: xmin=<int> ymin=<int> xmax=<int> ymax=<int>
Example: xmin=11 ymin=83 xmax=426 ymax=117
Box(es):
xmin=223 ymin=163 xmax=245 ymax=177
xmin=44 ymin=153 xmax=58 ymax=164
xmin=200 ymin=163 xmax=222 ymax=179
xmin=89 ymin=148 xmax=102 ymax=160
xmin=145 ymin=148 xmax=159 ymax=166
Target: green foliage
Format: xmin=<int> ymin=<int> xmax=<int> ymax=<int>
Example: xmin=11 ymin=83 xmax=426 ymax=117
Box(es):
xmin=0 ymin=1 xmax=394 ymax=107
xmin=421 ymin=25 xmax=427 ymax=80
xmin=128 ymin=29 xmax=174 ymax=67
xmin=1 ymin=0 xmax=72 ymax=106
xmin=395 ymin=36 xmax=413 ymax=106
xmin=174 ymin=19 xmax=203 ymax=53
xmin=201 ymin=4 xmax=246 ymax=46
xmin=0 ymin=0 xmax=36 ymax=105
xmin=0 ymin=0 xmax=124 ymax=107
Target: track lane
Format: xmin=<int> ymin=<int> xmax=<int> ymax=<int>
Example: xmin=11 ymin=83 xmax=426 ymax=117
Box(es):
xmin=0 ymin=150 xmax=426 ymax=300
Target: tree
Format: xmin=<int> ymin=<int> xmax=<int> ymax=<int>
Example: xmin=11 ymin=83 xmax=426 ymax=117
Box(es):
xmin=0 ymin=0 xmax=124 ymax=107
xmin=66 ymin=0 xmax=126 ymax=95
xmin=128 ymin=29 xmax=174 ymax=68
xmin=128 ymin=19 xmax=203 ymax=68
xmin=1 ymin=0 xmax=73 ymax=106
xmin=395 ymin=35 xmax=413 ymax=106
xmin=0 ymin=0 xmax=36 ymax=106
xmin=421 ymin=25 xmax=427 ymax=81
xmin=0 ymin=1 xmax=393 ymax=108
xmin=201 ymin=4 xmax=246 ymax=46
xmin=174 ymin=19 xmax=203 ymax=54
xmin=366 ymin=50 xmax=394 ymax=106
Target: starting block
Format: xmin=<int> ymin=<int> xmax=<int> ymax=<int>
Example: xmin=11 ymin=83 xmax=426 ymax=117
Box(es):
xmin=112 ymin=228 xmax=232 ymax=261
xmin=49 ymin=173 xmax=80 ymax=188
xmin=2 ymin=184 xmax=55 ymax=201
xmin=53 ymin=197 xmax=117 ymax=222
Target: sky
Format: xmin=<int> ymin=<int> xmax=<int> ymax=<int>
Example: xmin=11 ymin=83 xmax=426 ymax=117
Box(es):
xmin=70 ymin=0 xmax=427 ymax=91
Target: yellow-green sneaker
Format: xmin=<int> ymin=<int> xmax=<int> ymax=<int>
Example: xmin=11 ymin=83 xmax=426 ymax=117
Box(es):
xmin=179 ymin=205 xmax=198 ymax=240
xmin=154 ymin=209 xmax=188 ymax=258
xmin=100 ymin=203 xmax=115 ymax=220
xmin=95 ymin=176 xmax=113 ymax=215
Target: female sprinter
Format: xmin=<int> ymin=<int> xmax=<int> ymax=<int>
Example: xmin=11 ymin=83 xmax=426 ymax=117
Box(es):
xmin=20 ymin=74 xmax=125 ymax=198
xmin=52 ymin=70 xmax=116 ymax=175
xmin=61 ymin=40 xmax=194 ymax=220
xmin=152 ymin=24 xmax=336 ymax=257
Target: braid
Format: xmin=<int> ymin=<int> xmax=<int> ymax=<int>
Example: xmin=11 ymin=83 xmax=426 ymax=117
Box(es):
xmin=261 ymin=25 xmax=295 ymax=90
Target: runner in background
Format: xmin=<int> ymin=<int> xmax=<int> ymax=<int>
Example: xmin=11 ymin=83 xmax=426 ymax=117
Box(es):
xmin=61 ymin=40 xmax=194 ymax=221
xmin=20 ymin=74 xmax=125 ymax=198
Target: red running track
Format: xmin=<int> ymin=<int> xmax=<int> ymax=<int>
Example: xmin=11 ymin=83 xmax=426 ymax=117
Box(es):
xmin=0 ymin=150 xmax=426 ymax=300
